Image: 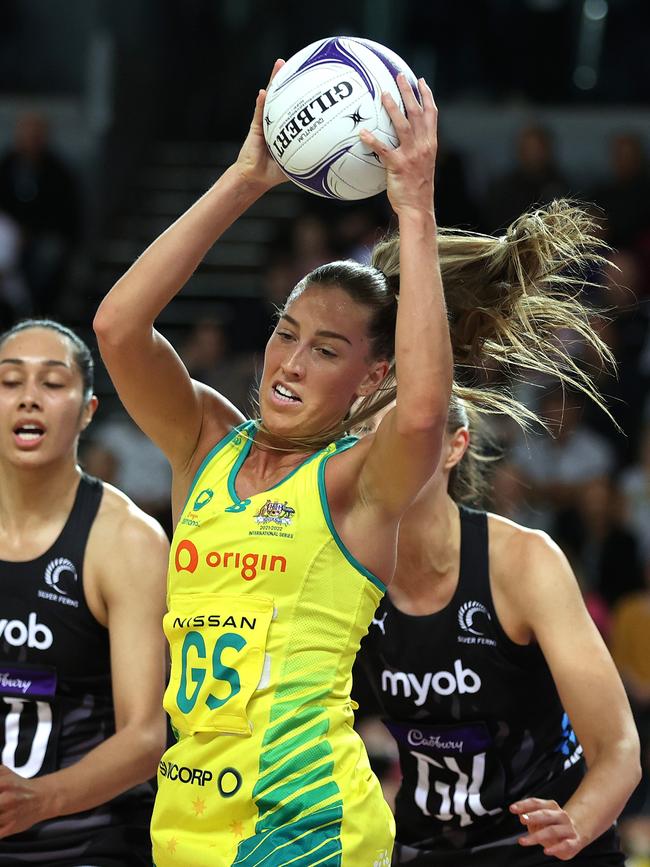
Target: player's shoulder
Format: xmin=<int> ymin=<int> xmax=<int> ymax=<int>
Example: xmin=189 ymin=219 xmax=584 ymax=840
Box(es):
xmin=86 ymin=483 xmax=168 ymax=612
xmin=487 ymin=512 xmax=567 ymax=587
xmin=93 ymin=481 xmax=168 ymax=551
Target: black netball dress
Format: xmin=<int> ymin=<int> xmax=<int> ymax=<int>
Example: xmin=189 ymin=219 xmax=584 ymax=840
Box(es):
xmin=0 ymin=474 xmax=154 ymax=866
xmin=360 ymin=507 xmax=624 ymax=866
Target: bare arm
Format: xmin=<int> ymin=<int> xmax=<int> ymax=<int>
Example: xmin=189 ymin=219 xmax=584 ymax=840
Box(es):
xmin=0 ymin=507 xmax=170 ymax=835
xmin=508 ymin=531 xmax=640 ymax=861
xmin=94 ymin=62 xmax=286 ymax=472
xmin=354 ymin=76 xmax=452 ymax=517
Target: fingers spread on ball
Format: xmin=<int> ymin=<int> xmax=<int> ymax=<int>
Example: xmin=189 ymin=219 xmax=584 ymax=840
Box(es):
xmin=418 ymin=77 xmax=436 ymax=111
xmin=358 ymin=129 xmax=389 ymax=164
xmin=396 ymin=72 xmax=423 ymax=119
xmin=418 ymin=78 xmax=437 ymax=121
xmin=380 ymin=91 xmax=411 ymax=140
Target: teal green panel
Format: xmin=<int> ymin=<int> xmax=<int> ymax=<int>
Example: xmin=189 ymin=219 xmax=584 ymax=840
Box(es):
xmin=285 ymin=837 xmax=342 ymax=867
xmin=269 ymin=688 xmax=330 ymax=722
xmin=253 ymin=740 xmax=333 ymax=799
xmin=256 ymin=761 xmax=334 ymax=819
xmin=232 ymin=801 xmax=343 ymax=866
xmin=258 ymin=781 xmax=341 ymax=831
xmin=259 ymin=719 xmax=330 ymax=773
xmin=263 ymin=705 xmax=323 ymax=746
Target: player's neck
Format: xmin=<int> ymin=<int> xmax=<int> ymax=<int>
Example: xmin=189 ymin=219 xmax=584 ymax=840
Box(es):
xmin=0 ymin=458 xmax=82 ymax=533
xmin=247 ymin=435 xmax=314 ymax=480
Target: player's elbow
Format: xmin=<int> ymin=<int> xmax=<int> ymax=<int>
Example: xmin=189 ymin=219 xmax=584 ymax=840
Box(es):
xmin=395 ymin=381 xmax=450 ymax=438
xmin=631 ymin=755 xmax=643 ymax=789
xmin=589 ymin=727 xmax=642 ymax=792
xmin=617 ymin=738 xmax=643 ymax=797
xmin=93 ymin=300 xmax=122 ymax=348
xmin=94 ymin=286 xmax=146 ymax=349
xmin=620 ymin=732 xmax=643 ymax=790
xmin=142 ymin=740 xmax=166 ymax=780
xmin=395 ymin=405 xmax=446 ymax=439
xmin=128 ymin=719 xmax=167 ymax=781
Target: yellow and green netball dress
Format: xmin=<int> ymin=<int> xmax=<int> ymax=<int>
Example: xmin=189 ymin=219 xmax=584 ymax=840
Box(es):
xmin=152 ymin=422 xmax=395 ymax=867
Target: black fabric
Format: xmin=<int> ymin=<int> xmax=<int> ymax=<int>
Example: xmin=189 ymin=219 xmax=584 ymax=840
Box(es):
xmin=392 ymin=824 xmax=623 ymax=865
xmin=0 ymin=474 xmax=154 ymax=865
xmin=360 ymin=506 xmax=624 ymax=862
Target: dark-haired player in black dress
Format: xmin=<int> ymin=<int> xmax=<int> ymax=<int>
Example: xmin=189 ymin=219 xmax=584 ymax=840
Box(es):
xmin=0 ymin=320 xmax=169 ymax=866
xmin=359 ymin=397 xmax=640 ymax=865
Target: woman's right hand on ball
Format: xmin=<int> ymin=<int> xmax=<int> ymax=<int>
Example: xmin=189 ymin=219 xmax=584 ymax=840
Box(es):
xmin=235 ymin=59 xmax=288 ymax=191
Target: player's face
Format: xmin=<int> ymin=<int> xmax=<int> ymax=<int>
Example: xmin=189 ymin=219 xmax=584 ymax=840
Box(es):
xmin=0 ymin=328 xmax=94 ymax=469
xmin=259 ymin=284 xmax=388 ymax=439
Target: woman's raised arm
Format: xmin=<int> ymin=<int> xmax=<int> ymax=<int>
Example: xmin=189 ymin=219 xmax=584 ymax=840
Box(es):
xmin=355 ymin=75 xmax=452 ymax=517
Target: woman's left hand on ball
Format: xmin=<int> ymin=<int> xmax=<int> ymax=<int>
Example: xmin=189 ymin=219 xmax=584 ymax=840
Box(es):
xmin=235 ymin=59 xmax=288 ymax=192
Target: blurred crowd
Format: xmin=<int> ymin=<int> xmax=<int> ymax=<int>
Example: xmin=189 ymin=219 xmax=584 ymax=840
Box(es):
xmin=2 ymin=107 xmax=650 ymax=852
xmin=0 ymin=112 xmax=80 ymax=326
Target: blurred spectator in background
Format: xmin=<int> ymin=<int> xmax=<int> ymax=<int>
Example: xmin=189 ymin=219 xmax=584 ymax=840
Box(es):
xmin=0 ymin=112 xmax=80 ymax=315
xmin=585 ymin=251 xmax=650 ymax=464
xmin=512 ymin=388 xmax=645 ymax=607
xmin=0 ymin=209 xmax=29 ymax=327
xmin=483 ymin=124 xmax=569 ymax=231
xmin=620 ymin=425 xmax=650 ymax=565
xmin=179 ymin=316 xmax=257 ymax=413
xmin=511 ymin=389 xmax=615 ymax=526
xmin=288 ymin=212 xmax=335 ymax=283
xmin=610 ymin=562 xmax=650 ymax=816
xmin=490 ymin=457 xmax=537 ymax=525
xmin=564 ymin=476 xmax=645 ymax=609
xmin=82 ymin=411 xmax=172 ymax=534
xmin=489 ymin=456 xmax=614 ymax=637
xmin=247 ymin=253 xmax=296 ymax=353
xmin=592 ymin=133 xmax=650 ymax=252
xmin=433 ymin=137 xmax=479 ymax=229
xmin=336 ymin=205 xmax=384 ymax=265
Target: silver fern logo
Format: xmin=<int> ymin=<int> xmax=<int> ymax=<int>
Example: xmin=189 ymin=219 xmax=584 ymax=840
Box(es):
xmin=43 ymin=558 xmax=77 ymax=596
xmin=458 ymin=601 xmax=491 ymax=636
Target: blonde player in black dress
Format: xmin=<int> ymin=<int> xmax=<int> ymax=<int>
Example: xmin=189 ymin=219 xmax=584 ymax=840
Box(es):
xmin=360 ymin=394 xmax=640 ymax=865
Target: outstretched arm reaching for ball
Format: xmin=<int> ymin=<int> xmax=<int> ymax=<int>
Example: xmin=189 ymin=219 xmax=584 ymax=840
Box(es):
xmin=332 ymin=75 xmax=452 ymax=542
xmin=94 ymin=61 xmax=286 ymax=482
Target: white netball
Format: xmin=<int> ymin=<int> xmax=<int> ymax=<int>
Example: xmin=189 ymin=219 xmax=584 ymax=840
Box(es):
xmin=263 ymin=36 xmax=420 ymax=200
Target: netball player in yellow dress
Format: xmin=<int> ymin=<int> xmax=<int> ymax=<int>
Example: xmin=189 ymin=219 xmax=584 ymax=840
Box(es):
xmin=94 ymin=61 xmax=603 ymax=866
xmin=95 ymin=63 xmax=447 ymax=866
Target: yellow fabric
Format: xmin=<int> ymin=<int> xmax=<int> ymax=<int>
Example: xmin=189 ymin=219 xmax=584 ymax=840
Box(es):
xmin=151 ymin=422 xmax=394 ymax=867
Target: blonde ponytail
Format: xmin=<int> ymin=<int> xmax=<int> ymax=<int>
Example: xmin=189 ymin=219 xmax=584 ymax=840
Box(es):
xmin=254 ymin=199 xmax=614 ymax=449
xmin=373 ymin=198 xmax=614 ymax=430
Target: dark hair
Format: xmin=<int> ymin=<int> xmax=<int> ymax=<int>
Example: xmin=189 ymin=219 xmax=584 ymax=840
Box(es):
xmin=288 ymin=260 xmax=397 ymax=362
xmin=0 ymin=319 xmax=94 ymax=402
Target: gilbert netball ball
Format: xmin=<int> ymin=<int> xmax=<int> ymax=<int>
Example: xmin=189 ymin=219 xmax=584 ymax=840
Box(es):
xmin=263 ymin=36 xmax=420 ymax=200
